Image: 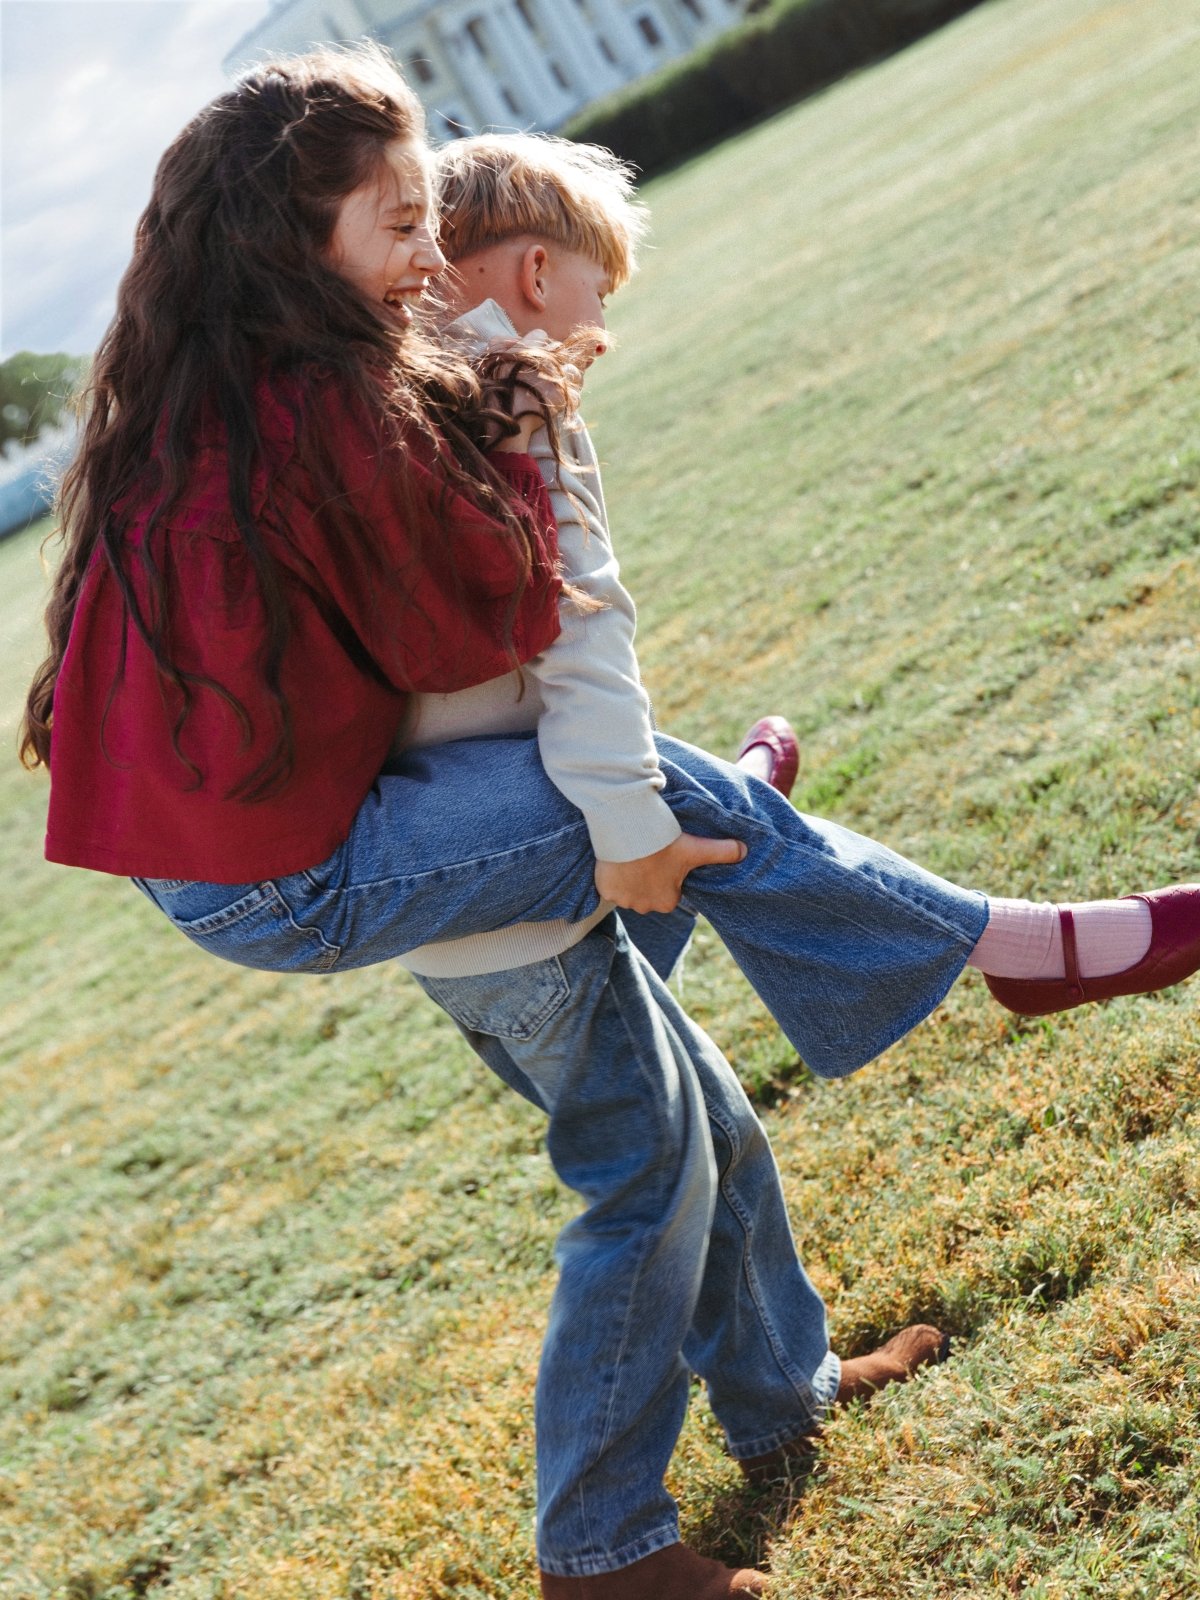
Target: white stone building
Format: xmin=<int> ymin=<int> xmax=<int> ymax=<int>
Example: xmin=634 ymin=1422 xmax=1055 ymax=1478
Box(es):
xmin=224 ymin=0 xmax=753 ymax=139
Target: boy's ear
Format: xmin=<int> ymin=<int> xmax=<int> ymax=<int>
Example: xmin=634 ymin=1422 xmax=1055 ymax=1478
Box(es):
xmin=517 ymin=242 xmax=550 ymax=314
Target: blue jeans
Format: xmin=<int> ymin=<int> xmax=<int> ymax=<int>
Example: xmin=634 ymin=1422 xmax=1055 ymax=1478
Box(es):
xmin=135 ymin=732 xmax=988 ymax=1574
xmin=412 ymin=917 xmax=839 ymax=1576
xmin=135 ymin=732 xmax=988 ymax=1079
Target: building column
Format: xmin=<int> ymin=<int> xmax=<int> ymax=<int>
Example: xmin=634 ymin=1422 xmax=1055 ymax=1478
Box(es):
xmin=434 ymin=16 xmax=514 ymax=132
xmin=653 ymin=2 xmax=698 ymax=51
xmin=530 ymin=0 xmax=625 ymax=105
xmin=587 ymin=0 xmax=662 ymax=74
xmin=485 ymin=0 xmax=574 ymax=125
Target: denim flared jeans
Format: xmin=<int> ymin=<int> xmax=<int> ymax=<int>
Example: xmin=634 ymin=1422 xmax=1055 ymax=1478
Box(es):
xmin=135 ymin=732 xmax=989 ymax=1575
xmin=412 ymin=918 xmax=841 ymax=1574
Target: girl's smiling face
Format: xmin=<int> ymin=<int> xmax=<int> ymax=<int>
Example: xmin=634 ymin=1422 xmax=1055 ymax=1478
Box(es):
xmin=326 ymin=137 xmax=446 ymax=328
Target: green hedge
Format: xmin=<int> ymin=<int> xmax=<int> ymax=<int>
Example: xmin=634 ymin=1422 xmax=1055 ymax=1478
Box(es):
xmin=565 ymin=0 xmax=989 ymax=177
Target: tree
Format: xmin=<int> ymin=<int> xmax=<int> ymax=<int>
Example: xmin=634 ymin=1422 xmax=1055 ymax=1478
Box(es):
xmin=0 ymin=351 xmax=87 ymax=451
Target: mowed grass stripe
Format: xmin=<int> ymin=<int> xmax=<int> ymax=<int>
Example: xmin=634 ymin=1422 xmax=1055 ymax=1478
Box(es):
xmin=2 ymin=0 xmax=1199 ymax=1592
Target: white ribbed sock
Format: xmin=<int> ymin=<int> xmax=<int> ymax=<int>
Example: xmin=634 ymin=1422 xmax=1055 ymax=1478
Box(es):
xmin=736 ymin=745 xmax=774 ymax=784
xmin=968 ymin=897 xmax=1152 ymax=981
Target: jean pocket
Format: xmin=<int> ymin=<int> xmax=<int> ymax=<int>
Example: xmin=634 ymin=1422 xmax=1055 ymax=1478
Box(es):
xmin=415 ymin=956 xmax=571 ymax=1040
xmin=167 ymin=882 xmax=341 ymax=974
xmin=293 ymin=837 xmax=349 ymax=896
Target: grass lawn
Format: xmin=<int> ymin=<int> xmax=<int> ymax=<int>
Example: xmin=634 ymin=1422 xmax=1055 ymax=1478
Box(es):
xmin=3 ymin=0 xmax=1200 ymax=1593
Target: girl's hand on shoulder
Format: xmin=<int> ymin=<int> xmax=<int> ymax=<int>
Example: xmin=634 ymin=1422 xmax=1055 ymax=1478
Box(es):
xmin=490 ymin=411 xmax=547 ymax=453
xmin=478 ymin=334 xmax=583 ymax=425
xmin=594 ymin=835 xmax=747 ymax=916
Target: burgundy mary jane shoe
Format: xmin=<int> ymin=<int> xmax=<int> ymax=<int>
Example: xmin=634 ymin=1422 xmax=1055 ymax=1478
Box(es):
xmin=736 ymin=715 xmax=799 ymax=799
xmin=985 ymin=884 xmax=1200 ymax=1017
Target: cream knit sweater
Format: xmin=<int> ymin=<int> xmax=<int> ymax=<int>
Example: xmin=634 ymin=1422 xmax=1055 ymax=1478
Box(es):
xmin=394 ymin=302 xmax=680 ymax=977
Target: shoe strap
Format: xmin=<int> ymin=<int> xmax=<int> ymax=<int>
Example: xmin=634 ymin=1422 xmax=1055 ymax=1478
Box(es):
xmin=1059 ymin=905 xmax=1084 ymax=1002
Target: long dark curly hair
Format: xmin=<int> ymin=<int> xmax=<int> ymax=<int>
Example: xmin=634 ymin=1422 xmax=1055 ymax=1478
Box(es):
xmin=20 ymin=44 xmax=563 ymax=799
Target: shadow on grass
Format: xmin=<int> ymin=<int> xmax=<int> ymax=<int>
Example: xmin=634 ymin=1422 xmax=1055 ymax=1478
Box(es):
xmin=691 ymin=1455 xmax=822 ymax=1575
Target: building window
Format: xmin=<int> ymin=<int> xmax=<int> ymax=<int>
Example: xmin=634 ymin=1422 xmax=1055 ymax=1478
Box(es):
xmin=515 ymin=0 xmax=538 ymax=29
xmin=550 ymin=59 xmax=572 ymax=89
xmin=439 ymin=111 xmax=470 ymax=138
xmin=679 ymin=0 xmax=706 ymax=17
xmin=408 ymin=54 xmax=436 ymax=84
xmin=465 ymin=18 xmax=488 ymax=56
xmin=637 ymin=14 xmax=664 ymax=46
xmin=597 ymin=35 xmax=617 ymax=62
xmin=501 ymin=86 xmax=522 ymax=114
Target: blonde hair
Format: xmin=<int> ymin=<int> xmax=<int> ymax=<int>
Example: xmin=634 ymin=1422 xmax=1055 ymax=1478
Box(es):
xmin=435 ymin=133 xmax=649 ymax=291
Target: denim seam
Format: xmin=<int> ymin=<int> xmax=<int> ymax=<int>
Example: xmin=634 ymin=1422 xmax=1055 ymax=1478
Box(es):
xmin=541 ymin=1521 xmax=681 ymax=1580
xmin=174 ymin=883 xmax=275 ymax=933
xmin=727 ymin=1352 xmax=840 ymax=1456
xmin=564 ymin=1218 xmax=648 ymax=1558
xmin=727 ymin=1417 xmax=825 ymax=1462
xmin=420 ymin=958 xmax=570 ymax=1039
xmin=703 ymin=1095 xmax=819 ymax=1428
xmin=567 ymin=978 xmax=688 ymax=1564
xmin=347 ymin=820 xmax=592 ymax=891
xmin=270 ymin=881 xmax=342 ymax=970
xmin=556 ymin=966 xmax=694 ymax=1568
xmin=684 ymin=795 xmax=988 ymax=948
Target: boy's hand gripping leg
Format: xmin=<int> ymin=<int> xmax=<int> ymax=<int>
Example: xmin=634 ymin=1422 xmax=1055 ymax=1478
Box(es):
xmin=594 ymin=834 xmax=746 ymax=917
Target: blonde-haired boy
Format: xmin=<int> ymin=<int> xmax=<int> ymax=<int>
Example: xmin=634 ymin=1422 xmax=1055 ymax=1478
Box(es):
xmin=399 ymin=132 xmax=786 ymax=1599
xmin=437 ymin=130 xmax=647 ymax=305
xmin=393 ymin=131 xmax=724 ymax=985
xmin=415 ymin=132 xmax=792 ymax=929
xmin=428 ymin=132 xmax=762 ymax=921
xmin=394 ymin=131 xmax=955 ymax=1600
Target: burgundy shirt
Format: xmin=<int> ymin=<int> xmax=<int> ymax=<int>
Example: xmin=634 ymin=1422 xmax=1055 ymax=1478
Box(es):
xmin=45 ymin=378 xmax=561 ymax=881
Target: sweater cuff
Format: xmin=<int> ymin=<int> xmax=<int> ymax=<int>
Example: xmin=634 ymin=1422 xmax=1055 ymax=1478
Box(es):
xmin=585 ymin=790 xmax=682 ymax=863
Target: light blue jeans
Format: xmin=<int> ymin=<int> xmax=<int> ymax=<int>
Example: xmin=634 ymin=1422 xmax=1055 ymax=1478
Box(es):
xmin=413 ymin=918 xmax=840 ymax=1575
xmin=135 ymin=732 xmax=988 ymax=1575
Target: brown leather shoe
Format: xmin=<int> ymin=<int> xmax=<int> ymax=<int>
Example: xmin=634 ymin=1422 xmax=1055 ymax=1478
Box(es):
xmin=540 ymin=1541 xmax=768 ymax=1597
xmin=738 ymin=1323 xmax=950 ymax=1485
xmin=835 ymin=1322 xmax=950 ymax=1401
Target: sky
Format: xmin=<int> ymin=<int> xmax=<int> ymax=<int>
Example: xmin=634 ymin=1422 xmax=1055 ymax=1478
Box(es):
xmin=1 ymin=0 xmax=268 ymax=358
